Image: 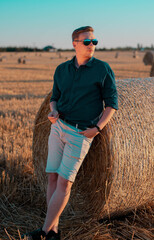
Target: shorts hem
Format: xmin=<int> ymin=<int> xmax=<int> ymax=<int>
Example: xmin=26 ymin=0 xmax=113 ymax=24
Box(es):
xmin=45 ymin=169 xmax=58 ymax=174
xmin=46 ymin=168 xmax=75 ymax=183
xmin=57 ymin=170 xmax=75 ymax=183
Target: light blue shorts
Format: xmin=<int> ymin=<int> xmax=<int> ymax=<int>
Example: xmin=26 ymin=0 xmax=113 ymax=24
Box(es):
xmin=45 ymin=118 xmax=94 ymax=182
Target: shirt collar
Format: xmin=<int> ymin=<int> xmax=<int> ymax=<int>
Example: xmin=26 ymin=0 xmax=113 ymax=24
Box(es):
xmin=69 ymin=56 xmax=94 ymax=68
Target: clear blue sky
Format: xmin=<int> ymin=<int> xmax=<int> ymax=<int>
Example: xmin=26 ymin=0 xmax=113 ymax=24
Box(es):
xmin=0 ymin=0 xmax=154 ymax=49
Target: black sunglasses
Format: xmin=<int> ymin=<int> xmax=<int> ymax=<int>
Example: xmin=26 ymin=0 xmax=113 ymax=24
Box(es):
xmin=74 ymin=39 xmax=98 ymax=46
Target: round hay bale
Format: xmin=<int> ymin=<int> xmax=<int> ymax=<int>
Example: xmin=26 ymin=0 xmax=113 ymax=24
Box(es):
xmin=115 ymin=52 xmax=119 ymax=58
xmin=18 ymin=58 xmax=21 ymax=64
xmin=1 ymin=56 xmax=7 ymax=62
xmin=143 ymin=51 xmax=154 ymax=65
xmin=132 ymin=50 xmax=138 ymax=58
xmin=150 ymin=62 xmax=154 ymax=77
xmin=32 ymin=78 xmax=154 ymax=221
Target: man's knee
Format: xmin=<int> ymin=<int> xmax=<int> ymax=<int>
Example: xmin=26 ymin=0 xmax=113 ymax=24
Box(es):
xmin=48 ymin=173 xmax=58 ymax=184
xmin=57 ymin=175 xmax=73 ymax=194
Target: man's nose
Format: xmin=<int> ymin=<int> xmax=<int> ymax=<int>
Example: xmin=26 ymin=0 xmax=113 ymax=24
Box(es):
xmin=88 ymin=42 xmax=94 ymax=47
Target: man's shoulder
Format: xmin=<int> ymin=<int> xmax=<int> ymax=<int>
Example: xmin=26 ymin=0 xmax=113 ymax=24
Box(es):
xmin=93 ymin=58 xmax=110 ymax=69
xmin=93 ymin=58 xmax=113 ymax=75
xmin=56 ymin=59 xmax=72 ymax=71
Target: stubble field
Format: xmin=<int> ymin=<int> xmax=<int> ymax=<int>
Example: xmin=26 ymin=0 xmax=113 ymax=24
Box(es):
xmin=0 ymin=51 xmax=153 ymax=240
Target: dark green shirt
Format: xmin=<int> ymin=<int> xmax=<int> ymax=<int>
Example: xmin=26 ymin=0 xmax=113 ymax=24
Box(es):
xmin=50 ymin=56 xmax=118 ymax=127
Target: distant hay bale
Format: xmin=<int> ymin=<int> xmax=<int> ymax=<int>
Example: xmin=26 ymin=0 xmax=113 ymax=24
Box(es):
xmin=150 ymin=62 xmax=154 ymax=76
xmin=1 ymin=56 xmax=7 ymax=62
xmin=18 ymin=58 xmax=21 ymax=63
xmin=115 ymin=52 xmax=119 ymax=58
xmin=18 ymin=58 xmax=26 ymax=64
xmin=58 ymin=52 xmax=62 ymax=58
xmin=133 ymin=50 xmax=137 ymax=58
xmin=143 ymin=51 xmax=154 ymax=65
xmin=0 ymin=58 xmax=2 ymax=62
xmin=32 ymin=77 xmax=153 ymax=221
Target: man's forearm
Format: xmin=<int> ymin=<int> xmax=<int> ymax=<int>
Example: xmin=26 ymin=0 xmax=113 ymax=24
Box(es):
xmin=97 ymin=107 xmax=116 ymax=130
xmin=50 ymin=101 xmax=58 ymax=112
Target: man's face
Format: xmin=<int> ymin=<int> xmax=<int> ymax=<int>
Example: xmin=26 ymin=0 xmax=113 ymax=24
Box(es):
xmin=73 ymin=31 xmax=96 ymax=58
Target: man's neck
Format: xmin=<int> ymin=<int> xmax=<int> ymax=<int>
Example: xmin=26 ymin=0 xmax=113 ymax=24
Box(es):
xmin=75 ymin=55 xmax=92 ymax=68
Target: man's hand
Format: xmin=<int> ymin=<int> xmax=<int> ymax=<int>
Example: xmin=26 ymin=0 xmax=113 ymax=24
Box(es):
xmin=48 ymin=110 xmax=59 ymax=124
xmin=79 ymin=127 xmax=99 ymax=138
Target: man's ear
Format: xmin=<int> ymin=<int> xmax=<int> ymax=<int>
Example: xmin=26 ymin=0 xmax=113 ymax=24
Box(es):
xmin=72 ymin=41 xmax=76 ymax=48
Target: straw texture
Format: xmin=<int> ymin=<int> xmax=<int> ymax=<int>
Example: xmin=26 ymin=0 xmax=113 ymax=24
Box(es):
xmin=143 ymin=51 xmax=154 ymax=65
xmin=32 ymin=77 xmax=154 ymax=221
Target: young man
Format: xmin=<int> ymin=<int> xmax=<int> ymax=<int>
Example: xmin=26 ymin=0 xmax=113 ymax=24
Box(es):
xmin=21 ymin=26 xmax=118 ymax=240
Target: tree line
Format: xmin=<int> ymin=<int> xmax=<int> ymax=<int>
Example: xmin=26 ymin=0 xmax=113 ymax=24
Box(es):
xmin=0 ymin=45 xmax=154 ymax=52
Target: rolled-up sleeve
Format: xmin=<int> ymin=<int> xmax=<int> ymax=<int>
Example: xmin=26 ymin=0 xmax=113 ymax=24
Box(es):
xmin=101 ymin=66 xmax=118 ymax=110
xmin=50 ymin=67 xmax=61 ymax=102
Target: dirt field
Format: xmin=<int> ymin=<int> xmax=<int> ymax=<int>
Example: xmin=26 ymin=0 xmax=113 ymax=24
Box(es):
xmin=0 ymin=51 xmax=153 ymax=240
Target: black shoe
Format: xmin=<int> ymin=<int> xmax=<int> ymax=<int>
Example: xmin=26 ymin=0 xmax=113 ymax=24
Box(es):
xmin=46 ymin=230 xmax=61 ymax=240
xmin=21 ymin=227 xmax=46 ymax=240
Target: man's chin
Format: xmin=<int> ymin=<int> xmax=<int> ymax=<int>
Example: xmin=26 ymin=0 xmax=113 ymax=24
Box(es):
xmin=86 ymin=52 xmax=94 ymax=58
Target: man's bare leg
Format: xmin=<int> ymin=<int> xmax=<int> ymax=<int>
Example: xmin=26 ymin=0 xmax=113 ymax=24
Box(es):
xmin=47 ymin=173 xmax=58 ymax=205
xmin=46 ymin=173 xmax=59 ymax=233
xmin=42 ymin=175 xmax=73 ymax=234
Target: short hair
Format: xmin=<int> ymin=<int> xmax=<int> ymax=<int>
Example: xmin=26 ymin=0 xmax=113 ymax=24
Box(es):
xmin=72 ymin=26 xmax=94 ymax=42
